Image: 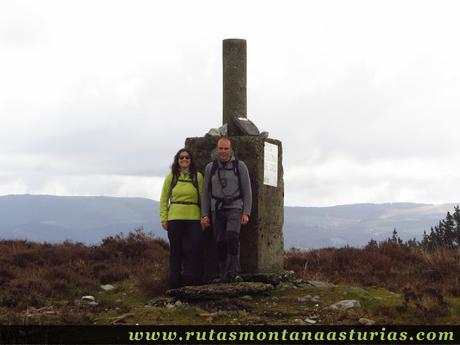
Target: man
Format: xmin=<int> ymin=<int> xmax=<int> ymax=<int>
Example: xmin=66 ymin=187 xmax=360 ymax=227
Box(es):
xmin=201 ymin=137 xmax=252 ymax=283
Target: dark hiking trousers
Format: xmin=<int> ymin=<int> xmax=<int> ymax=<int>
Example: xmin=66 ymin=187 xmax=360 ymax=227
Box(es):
xmin=167 ymin=220 xmax=203 ymax=289
xmin=212 ymin=208 xmax=242 ymax=281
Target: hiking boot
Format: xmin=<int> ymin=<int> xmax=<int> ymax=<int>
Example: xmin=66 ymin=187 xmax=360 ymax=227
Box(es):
xmin=232 ymin=275 xmax=243 ymax=283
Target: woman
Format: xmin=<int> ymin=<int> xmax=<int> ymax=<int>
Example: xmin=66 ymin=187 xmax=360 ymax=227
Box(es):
xmin=160 ymin=148 xmax=203 ymax=288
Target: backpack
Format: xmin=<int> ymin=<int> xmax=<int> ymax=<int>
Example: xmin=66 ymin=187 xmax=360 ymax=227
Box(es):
xmin=209 ymin=159 xmax=243 ymax=209
xmin=168 ymin=172 xmax=200 ymax=206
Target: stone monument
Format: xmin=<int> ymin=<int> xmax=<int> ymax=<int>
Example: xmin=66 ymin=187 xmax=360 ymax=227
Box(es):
xmin=185 ymin=39 xmax=284 ymax=279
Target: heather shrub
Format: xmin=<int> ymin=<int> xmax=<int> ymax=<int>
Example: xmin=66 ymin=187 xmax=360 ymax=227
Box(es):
xmin=285 ymin=241 xmax=460 ymax=297
xmin=135 ymin=260 xmax=170 ymax=297
xmin=98 ymin=266 xmax=131 ymax=284
xmin=0 ymin=229 xmax=171 ymax=310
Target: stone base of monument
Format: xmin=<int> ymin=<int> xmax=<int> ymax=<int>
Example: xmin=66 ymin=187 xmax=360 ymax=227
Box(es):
xmin=164 ymin=271 xmax=296 ymax=301
xmin=166 ymin=282 xmax=273 ymax=301
xmin=185 ymin=135 xmax=284 ymax=280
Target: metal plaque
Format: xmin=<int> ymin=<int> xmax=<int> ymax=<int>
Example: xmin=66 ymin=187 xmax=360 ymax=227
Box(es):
xmin=264 ymin=142 xmax=278 ymax=187
xmin=232 ymin=116 xmax=260 ymax=135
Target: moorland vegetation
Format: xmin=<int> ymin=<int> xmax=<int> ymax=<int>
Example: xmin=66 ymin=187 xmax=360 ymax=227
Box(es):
xmin=1 ymin=208 xmax=459 ymax=324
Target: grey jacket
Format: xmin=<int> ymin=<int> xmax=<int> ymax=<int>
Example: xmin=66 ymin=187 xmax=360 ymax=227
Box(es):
xmin=201 ymin=156 xmax=252 ymax=217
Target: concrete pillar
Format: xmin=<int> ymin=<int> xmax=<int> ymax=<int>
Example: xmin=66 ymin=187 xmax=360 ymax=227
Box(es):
xmin=185 ymin=136 xmax=284 ymax=277
xmin=184 ymin=39 xmax=284 ymax=281
xmin=223 ymin=39 xmax=247 ymax=135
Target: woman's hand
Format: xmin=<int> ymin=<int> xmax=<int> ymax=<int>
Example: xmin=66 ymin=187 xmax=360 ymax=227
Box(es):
xmin=201 ymin=216 xmax=210 ymax=229
xmin=161 ymin=222 xmax=168 ymax=231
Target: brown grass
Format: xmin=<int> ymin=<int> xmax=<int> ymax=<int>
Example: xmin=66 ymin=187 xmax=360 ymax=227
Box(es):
xmin=3 ymin=229 xmax=459 ymax=319
xmin=0 ymin=229 xmax=170 ymax=309
xmin=284 ymin=241 xmax=460 ymax=297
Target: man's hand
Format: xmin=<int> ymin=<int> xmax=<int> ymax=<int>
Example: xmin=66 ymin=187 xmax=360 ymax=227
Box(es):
xmin=161 ymin=222 xmax=168 ymax=231
xmin=201 ymin=216 xmax=210 ymax=229
xmin=241 ymin=214 xmax=249 ymax=225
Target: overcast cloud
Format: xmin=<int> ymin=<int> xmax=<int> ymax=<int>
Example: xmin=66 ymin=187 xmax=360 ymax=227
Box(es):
xmin=1 ymin=0 xmax=460 ymax=206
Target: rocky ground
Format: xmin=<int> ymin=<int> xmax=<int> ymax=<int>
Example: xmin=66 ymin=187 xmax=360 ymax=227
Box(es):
xmin=5 ymin=272 xmax=460 ymax=325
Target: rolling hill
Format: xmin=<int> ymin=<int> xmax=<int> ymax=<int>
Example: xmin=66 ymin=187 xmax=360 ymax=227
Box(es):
xmin=0 ymin=194 xmax=455 ymax=248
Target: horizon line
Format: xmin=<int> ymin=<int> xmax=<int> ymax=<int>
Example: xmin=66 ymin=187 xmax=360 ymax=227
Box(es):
xmin=1 ymin=193 xmax=459 ymax=208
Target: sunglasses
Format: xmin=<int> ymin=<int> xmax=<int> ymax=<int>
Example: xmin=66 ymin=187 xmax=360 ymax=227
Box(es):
xmin=179 ymin=156 xmax=191 ymax=160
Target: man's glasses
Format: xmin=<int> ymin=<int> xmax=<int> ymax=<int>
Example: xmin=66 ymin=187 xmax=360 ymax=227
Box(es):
xmin=179 ymin=156 xmax=191 ymax=160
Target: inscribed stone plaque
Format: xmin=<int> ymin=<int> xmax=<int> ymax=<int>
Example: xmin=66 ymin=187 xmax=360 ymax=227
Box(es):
xmin=264 ymin=142 xmax=278 ymax=187
xmin=233 ymin=116 xmax=260 ymax=135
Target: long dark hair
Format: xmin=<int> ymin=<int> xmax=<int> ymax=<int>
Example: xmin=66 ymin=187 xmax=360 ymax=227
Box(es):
xmin=171 ymin=148 xmax=197 ymax=177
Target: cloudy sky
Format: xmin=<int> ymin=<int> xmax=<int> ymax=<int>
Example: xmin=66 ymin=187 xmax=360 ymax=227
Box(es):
xmin=1 ymin=0 xmax=460 ymax=206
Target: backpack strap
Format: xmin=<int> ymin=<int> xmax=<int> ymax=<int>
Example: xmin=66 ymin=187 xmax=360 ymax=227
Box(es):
xmin=170 ymin=200 xmax=200 ymax=205
xmin=209 ymin=159 xmax=244 ymax=210
xmin=191 ymin=172 xmax=201 ymax=206
xmin=167 ymin=173 xmax=179 ymax=205
xmin=208 ymin=160 xmax=219 ymax=200
xmin=233 ymin=159 xmax=243 ymax=199
xmin=168 ymin=173 xmax=200 ymax=207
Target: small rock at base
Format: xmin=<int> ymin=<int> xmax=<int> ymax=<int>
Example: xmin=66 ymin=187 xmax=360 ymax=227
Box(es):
xmin=359 ymin=317 xmax=376 ymax=325
xmin=328 ymin=299 xmax=361 ymax=310
xmin=308 ymin=280 xmax=335 ymax=288
xmin=81 ymin=296 xmax=96 ymax=302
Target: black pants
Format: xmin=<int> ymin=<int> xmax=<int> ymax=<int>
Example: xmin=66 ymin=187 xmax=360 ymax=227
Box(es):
xmin=212 ymin=208 xmax=242 ymax=281
xmin=167 ymin=220 xmax=203 ymax=288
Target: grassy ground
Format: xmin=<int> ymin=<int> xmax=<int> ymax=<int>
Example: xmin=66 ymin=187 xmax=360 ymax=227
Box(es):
xmin=4 ymin=279 xmax=460 ymax=325
xmin=1 ymin=230 xmax=459 ymax=325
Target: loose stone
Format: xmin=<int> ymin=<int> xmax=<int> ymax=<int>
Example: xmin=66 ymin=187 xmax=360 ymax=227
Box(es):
xmin=328 ymin=300 xmax=361 ymax=310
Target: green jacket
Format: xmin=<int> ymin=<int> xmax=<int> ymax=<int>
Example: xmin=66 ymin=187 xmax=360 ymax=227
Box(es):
xmin=159 ymin=171 xmax=203 ymax=223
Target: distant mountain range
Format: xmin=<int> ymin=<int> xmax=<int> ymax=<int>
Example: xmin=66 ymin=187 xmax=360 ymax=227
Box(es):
xmin=0 ymin=194 xmax=456 ymax=249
